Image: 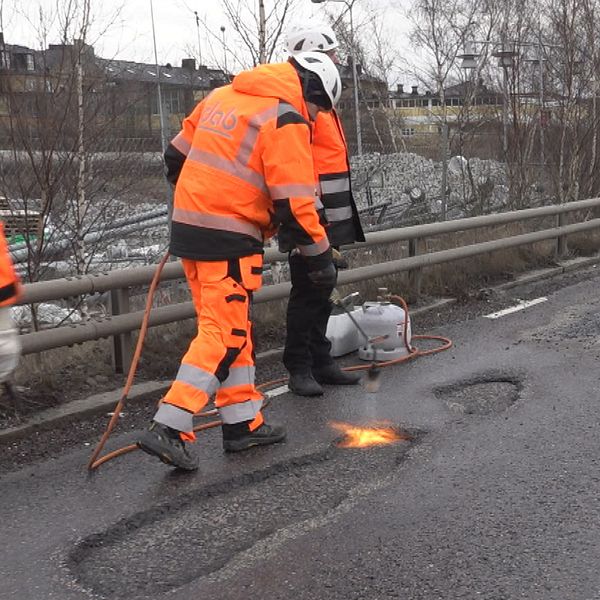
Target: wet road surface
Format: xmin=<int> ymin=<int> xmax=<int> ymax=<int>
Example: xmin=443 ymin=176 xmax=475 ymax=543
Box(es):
xmin=3 ymin=266 xmax=600 ymax=599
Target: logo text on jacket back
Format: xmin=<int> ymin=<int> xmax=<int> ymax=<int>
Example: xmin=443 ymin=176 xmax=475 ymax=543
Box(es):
xmin=199 ymin=102 xmax=238 ymax=139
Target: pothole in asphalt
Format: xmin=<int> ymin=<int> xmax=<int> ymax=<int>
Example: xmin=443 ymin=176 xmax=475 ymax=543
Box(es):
xmin=434 ymin=374 xmax=521 ymax=416
xmin=68 ymin=428 xmax=421 ymax=600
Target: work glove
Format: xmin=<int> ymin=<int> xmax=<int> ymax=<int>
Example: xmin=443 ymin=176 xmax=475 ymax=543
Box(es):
xmin=307 ymin=261 xmax=337 ymax=288
xmin=332 ymin=248 xmax=349 ymax=270
xmin=304 ymin=247 xmax=337 ymax=288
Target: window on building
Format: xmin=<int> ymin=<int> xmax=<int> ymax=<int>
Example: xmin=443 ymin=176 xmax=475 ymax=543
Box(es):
xmin=12 ymin=52 xmax=34 ymax=71
xmin=24 ymin=78 xmax=38 ymax=91
xmin=20 ymin=95 xmax=39 ymax=116
xmin=401 ymin=127 xmax=415 ymax=137
xmin=0 ymin=50 xmax=9 ymax=69
xmin=154 ymin=89 xmax=184 ymax=115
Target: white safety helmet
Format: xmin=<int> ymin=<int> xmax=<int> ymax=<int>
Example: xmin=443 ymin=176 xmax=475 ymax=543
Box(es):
xmin=285 ymin=22 xmax=339 ymax=54
xmin=292 ymin=51 xmax=342 ymax=110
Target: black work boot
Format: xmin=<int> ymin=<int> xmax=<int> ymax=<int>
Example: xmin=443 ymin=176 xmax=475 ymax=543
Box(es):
xmin=222 ymin=420 xmax=287 ymax=453
xmin=137 ymin=422 xmax=198 ymax=471
xmin=312 ymin=363 xmax=361 ymax=386
xmin=288 ymin=373 xmax=324 ymax=397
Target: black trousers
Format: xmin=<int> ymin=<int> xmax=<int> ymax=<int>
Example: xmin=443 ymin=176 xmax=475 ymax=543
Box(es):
xmin=283 ymin=252 xmax=336 ymax=375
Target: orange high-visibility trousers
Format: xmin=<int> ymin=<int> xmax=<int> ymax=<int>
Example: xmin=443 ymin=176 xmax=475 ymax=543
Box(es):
xmin=154 ymin=255 xmax=265 ymax=440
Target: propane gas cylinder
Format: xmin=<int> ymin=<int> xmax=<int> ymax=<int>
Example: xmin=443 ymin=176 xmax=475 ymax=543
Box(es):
xmin=355 ymin=300 xmax=412 ymax=361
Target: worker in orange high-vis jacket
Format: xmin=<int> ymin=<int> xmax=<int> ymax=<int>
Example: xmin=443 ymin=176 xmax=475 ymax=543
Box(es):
xmin=137 ymin=51 xmax=342 ymax=471
xmin=283 ymin=23 xmax=366 ymax=397
xmin=0 ymin=222 xmax=22 ymax=387
xmin=0 ymin=222 xmax=20 ymax=307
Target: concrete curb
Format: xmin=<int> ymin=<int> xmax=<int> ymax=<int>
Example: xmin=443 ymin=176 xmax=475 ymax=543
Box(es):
xmin=493 ymin=255 xmax=598 ymax=292
xmin=0 ymin=347 xmax=295 ymax=443
xmin=0 ymin=380 xmax=171 ymax=443
xmin=1 ymin=254 xmax=597 ymax=443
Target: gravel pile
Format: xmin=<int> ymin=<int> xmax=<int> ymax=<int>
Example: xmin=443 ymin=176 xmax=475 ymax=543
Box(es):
xmin=350 ymin=151 xmax=546 ymax=224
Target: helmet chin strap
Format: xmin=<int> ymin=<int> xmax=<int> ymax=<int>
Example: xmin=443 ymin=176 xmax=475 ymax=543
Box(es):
xmin=306 ymin=102 xmax=320 ymax=121
xmin=291 ymin=56 xmax=332 ymax=112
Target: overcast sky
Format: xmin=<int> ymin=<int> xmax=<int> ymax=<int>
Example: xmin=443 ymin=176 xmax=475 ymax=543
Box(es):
xmin=1 ymin=0 xmax=417 ymax=85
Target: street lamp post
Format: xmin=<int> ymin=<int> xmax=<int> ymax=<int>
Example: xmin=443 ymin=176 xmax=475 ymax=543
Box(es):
xmin=194 ymin=11 xmax=203 ymax=67
xmin=220 ymin=25 xmax=228 ymax=74
xmin=149 ymin=0 xmax=167 ymax=154
xmin=460 ymin=38 xmax=562 ymax=166
xmin=493 ymin=48 xmax=516 ymax=158
xmin=459 ymin=40 xmax=516 ymax=160
xmin=524 ymin=40 xmax=546 ymax=167
xmin=311 ymin=0 xmax=362 ymax=155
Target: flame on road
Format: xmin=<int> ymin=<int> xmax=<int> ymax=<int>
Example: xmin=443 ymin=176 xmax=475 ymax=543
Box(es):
xmin=331 ymin=421 xmax=408 ymax=448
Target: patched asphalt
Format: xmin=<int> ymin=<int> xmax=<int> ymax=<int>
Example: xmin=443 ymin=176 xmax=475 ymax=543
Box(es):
xmin=3 ymin=261 xmax=600 ymax=599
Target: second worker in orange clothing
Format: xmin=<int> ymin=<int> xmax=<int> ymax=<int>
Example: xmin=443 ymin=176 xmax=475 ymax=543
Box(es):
xmin=137 ymin=52 xmax=342 ymax=470
xmin=283 ymin=22 xmax=366 ymax=396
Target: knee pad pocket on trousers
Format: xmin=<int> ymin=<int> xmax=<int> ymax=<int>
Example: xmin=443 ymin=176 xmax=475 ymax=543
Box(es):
xmin=194 ymin=260 xmax=229 ymax=283
xmin=215 ymin=346 xmax=244 ymax=382
xmin=238 ymin=254 xmax=263 ymax=291
xmin=200 ymin=277 xmax=251 ymax=352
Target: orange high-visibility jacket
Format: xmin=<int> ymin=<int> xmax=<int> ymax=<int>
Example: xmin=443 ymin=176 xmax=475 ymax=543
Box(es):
xmin=0 ymin=222 xmax=20 ymax=307
xmin=312 ymin=110 xmax=364 ymax=246
xmin=164 ymin=62 xmax=330 ymax=265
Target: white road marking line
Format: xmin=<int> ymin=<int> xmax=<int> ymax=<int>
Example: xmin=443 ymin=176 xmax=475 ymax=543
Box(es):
xmin=484 ymin=296 xmax=547 ymax=319
xmin=265 ymin=385 xmax=289 ymax=397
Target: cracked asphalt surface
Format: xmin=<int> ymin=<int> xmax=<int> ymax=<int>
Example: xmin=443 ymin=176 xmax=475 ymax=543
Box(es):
xmin=3 ymin=262 xmax=600 ymax=599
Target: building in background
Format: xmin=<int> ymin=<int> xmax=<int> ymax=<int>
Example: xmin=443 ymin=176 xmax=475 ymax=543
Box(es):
xmin=0 ymin=32 xmax=229 ymax=151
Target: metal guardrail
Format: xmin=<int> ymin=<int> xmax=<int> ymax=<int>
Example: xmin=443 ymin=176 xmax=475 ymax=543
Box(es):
xmin=16 ymin=197 xmax=600 ymax=371
xmin=9 ymin=207 xmax=170 ymax=264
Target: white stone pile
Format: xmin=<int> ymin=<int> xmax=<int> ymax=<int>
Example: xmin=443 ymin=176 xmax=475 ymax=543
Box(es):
xmin=349 ymin=151 xmax=515 ymax=221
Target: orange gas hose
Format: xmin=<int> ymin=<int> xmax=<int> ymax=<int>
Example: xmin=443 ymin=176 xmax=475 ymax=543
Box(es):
xmin=87 ymin=251 xmax=172 ymax=470
xmin=87 ymin=259 xmax=452 ymax=471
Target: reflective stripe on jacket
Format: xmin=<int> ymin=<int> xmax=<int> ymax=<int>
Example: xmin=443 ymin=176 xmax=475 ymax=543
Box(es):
xmin=0 ymin=222 xmax=20 ymax=307
xmin=312 ymin=110 xmax=365 ymax=246
xmin=164 ymin=62 xmax=330 ymax=263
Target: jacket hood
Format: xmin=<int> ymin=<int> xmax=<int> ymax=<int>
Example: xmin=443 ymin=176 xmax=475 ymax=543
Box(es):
xmin=232 ymin=62 xmax=308 ymax=118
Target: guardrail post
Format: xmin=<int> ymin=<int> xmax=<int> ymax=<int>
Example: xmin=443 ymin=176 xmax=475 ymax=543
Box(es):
xmin=408 ymin=237 xmax=423 ymax=302
xmin=556 ymin=213 xmax=568 ymax=257
xmin=110 ymin=287 xmax=132 ymax=373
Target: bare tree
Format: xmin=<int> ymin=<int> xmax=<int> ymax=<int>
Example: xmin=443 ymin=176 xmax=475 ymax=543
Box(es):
xmin=406 ymin=0 xmax=482 ymax=216
xmin=193 ymin=0 xmax=299 ymax=72
xmin=539 ymin=0 xmax=598 ymax=206
xmin=580 ymin=0 xmax=600 ymax=196
xmin=0 ymin=0 xmax=163 ymax=327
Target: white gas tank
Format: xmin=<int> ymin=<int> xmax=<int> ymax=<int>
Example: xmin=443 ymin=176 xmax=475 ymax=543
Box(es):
xmin=326 ymin=307 xmax=362 ymax=357
xmin=355 ymin=301 xmax=412 ymax=361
